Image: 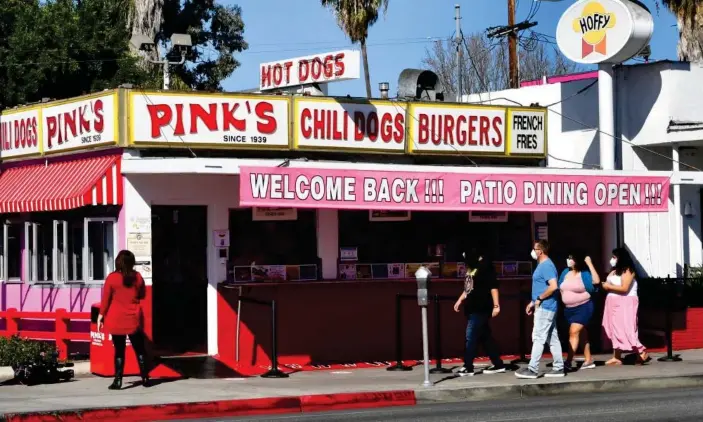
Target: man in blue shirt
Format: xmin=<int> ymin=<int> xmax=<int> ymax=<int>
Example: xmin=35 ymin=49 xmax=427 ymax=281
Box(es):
xmin=516 ymin=239 xmax=565 ymax=379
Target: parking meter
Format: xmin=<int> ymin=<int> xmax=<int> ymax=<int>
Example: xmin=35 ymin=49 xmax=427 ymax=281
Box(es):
xmin=415 ymin=266 xmax=431 ymax=306
xmin=414 ymin=266 xmax=433 ymax=387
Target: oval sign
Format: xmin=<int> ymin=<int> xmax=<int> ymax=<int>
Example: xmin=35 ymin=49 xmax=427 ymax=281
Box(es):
xmin=556 ymin=0 xmax=653 ymax=65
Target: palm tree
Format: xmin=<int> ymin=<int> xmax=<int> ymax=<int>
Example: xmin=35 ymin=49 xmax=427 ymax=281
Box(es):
xmin=659 ymin=0 xmax=703 ymax=62
xmin=321 ymin=0 xmax=389 ymax=98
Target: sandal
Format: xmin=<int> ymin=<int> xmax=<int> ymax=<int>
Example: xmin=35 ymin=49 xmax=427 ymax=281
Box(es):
xmin=637 ymin=352 xmax=651 ymax=364
xmin=605 ymin=358 xmax=622 ymax=366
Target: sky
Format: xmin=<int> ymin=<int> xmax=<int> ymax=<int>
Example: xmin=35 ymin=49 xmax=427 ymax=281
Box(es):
xmin=220 ymin=0 xmax=679 ymax=97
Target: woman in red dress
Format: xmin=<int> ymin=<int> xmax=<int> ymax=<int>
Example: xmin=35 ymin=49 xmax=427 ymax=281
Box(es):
xmin=97 ymin=250 xmax=151 ymax=390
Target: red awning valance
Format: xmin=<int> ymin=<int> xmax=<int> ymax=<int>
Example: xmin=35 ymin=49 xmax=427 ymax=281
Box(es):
xmin=0 ymin=154 xmax=122 ymax=213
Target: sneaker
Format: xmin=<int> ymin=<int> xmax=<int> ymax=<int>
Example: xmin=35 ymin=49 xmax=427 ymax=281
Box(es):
xmin=564 ymin=361 xmax=573 ymax=372
xmin=545 ymin=368 xmax=566 ymax=377
xmin=515 ymin=368 xmax=540 ymax=379
xmin=483 ymin=365 xmax=506 ymax=374
xmin=456 ymin=366 xmax=476 ymax=377
xmin=580 ymin=361 xmax=596 ymax=370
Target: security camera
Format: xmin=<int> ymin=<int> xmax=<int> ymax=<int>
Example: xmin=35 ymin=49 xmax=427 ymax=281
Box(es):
xmin=129 ymin=34 xmax=156 ymax=52
xmin=170 ymin=33 xmax=192 ymax=55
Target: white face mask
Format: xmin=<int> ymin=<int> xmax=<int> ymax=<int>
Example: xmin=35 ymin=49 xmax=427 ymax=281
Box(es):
xmin=567 ymin=259 xmax=575 ymax=268
xmin=531 ymin=249 xmax=538 ymax=260
xmin=610 ymin=258 xmax=617 ymax=268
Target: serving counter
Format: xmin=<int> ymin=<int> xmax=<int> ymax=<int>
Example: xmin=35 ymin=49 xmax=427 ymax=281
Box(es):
xmin=216 ymin=277 xmax=532 ymax=371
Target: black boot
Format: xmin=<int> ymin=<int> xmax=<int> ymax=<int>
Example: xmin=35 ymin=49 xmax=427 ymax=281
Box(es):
xmin=137 ymin=355 xmax=152 ymax=387
xmin=108 ymin=358 xmax=123 ymax=390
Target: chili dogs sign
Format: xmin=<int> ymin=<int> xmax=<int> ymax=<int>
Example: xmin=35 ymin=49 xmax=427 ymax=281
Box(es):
xmin=260 ymin=50 xmax=361 ymax=91
xmin=239 ymin=166 xmax=670 ymax=213
xmin=293 ymin=97 xmax=406 ymax=153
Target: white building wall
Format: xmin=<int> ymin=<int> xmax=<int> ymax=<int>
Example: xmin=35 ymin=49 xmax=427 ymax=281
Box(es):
xmin=123 ymin=174 xmax=239 ymax=356
xmin=123 ymin=171 xmax=340 ymax=356
xmin=466 ymin=62 xmax=703 ymax=277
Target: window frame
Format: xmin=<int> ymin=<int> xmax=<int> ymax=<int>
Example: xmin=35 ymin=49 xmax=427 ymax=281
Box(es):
xmin=4 ymin=221 xmax=23 ymax=283
xmin=1 ymin=216 xmax=118 ymax=285
xmin=0 ymin=223 xmax=6 ymax=282
xmin=84 ymin=217 xmax=117 ymax=283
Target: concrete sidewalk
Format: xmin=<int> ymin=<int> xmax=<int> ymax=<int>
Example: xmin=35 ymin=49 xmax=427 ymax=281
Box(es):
xmin=2 ymin=350 xmax=702 ymax=420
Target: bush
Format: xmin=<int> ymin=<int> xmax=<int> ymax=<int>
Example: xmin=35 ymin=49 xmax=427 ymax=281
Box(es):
xmin=0 ymin=335 xmax=57 ymax=369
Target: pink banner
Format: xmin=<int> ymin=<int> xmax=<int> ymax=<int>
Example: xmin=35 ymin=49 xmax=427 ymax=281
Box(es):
xmin=239 ymin=166 xmax=670 ymax=213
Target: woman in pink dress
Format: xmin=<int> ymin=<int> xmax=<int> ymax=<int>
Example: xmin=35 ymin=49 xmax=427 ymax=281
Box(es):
xmin=601 ymin=248 xmax=649 ymax=365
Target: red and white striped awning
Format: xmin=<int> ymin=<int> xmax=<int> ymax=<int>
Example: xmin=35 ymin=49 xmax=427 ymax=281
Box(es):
xmin=0 ymin=154 xmax=122 ymax=213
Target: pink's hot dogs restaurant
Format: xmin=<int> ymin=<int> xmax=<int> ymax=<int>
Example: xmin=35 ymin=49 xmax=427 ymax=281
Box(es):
xmin=0 ymin=54 xmax=674 ymax=377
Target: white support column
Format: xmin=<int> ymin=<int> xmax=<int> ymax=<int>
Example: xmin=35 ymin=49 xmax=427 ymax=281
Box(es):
xmin=598 ymin=64 xmax=616 ymax=171
xmin=316 ymin=209 xmax=339 ymax=279
xmin=673 ymin=145 xmax=683 ymax=277
xmin=599 ymin=64 xmax=618 ymax=267
xmin=207 ymin=204 xmax=229 ymax=356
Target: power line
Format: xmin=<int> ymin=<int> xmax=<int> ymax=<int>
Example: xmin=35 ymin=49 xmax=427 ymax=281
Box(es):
xmin=472 ymin=94 xmax=701 ymax=171
xmin=0 ymin=37 xmax=446 ymax=69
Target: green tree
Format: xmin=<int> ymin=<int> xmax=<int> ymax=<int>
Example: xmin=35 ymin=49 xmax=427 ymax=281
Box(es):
xmin=0 ymin=0 xmax=249 ymax=110
xmin=321 ymin=0 xmax=389 ymax=98
xmin=0 ymin=0 xmax=152 ymax=109
xmin=156 ymin=0 xmax=248 ymax=91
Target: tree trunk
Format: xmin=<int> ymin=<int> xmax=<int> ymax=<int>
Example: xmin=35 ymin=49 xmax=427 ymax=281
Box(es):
xmin=361 ymin=39 xmax=372 ymax=98
xmin=676 ymin=7 xmax=703 ymax=63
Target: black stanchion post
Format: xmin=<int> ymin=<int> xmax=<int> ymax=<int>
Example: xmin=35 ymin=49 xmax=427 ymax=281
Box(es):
xmin=261 ymin=299 xmax=290 ymax=378
xmin=429 ymin=294 xmax=452 ymax=374
xmin=514 ymin=282 xmax=530 ymax=364
xmin=388 ymin=294 xmax=413 ymax=371
xmin=658 ymin=276 xmax=683 ymax=362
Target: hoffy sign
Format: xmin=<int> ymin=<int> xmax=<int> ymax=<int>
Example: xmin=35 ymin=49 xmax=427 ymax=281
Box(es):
xmin=129 ymin=92 xmax=290 ymax=148
xmin=556 ymin=0 xmax=653 ymax=64
xmin=260 ymin=50 xmax=361 ymax=91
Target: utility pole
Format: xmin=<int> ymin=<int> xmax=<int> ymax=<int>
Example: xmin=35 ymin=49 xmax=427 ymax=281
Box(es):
xmin=507 ymin=0 xmax=518 ymax=89
xmin=455 ymin=4 xmax=463 ymax=102
xmin=486 ymin=4 xmax=537 ymax=90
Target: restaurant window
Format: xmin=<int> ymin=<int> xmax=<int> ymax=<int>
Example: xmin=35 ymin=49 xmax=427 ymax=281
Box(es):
xmin=6 ymin=222 xmax=22 ymax=280
xmin=86 ymin=218 xmax=116 ymax=282
xmin=338 ymin=210 xmax=533 ymax=264
xmin=24 ymin=221 xmax=54 ymax=283
xmin=1 ymin=214 xmax=117 ymax=284
xmin=227 ymin=208 xmax=319 ymax=282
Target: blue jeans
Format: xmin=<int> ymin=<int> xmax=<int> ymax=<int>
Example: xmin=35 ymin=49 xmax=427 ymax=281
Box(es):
xmin=464 ymin=313 xmax=503 ymax=370
xmin=528 ymin=307 xmax=564 ymax=373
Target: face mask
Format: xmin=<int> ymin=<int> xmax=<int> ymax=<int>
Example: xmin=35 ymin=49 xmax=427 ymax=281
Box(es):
xmin=610 ymin=258 xmax=617 ymax=268
xmin=531 ymin=249 xmax=538 ymax=260
xmin=567 ymin=259 xmax=575 ymax=268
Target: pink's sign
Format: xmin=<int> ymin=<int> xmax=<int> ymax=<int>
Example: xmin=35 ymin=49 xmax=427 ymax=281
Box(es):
xmin=239 ymin=166 xmax=670 ymax=213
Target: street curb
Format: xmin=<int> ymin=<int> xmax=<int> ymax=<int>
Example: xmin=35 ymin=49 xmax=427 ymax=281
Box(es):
xmin=0 ymin=362 xmax=91 ymax=383
xmin=5 ymin=375 xmax=703 ymax=421
xmin=1 ymin=390 xmax=417 ymax=422
xmin=414 ymin=374 xmax=703 ymax=404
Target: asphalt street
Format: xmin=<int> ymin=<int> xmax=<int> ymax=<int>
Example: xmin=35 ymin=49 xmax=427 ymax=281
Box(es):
xmin=189 ymin=387 xmax=703 ymax=422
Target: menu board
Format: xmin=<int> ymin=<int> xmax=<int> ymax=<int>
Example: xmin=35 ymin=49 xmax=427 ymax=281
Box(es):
xmin=337 ymin=261 xmax=532 ymax=279
xmin=228 ymin=264 xmax=318 ymax=283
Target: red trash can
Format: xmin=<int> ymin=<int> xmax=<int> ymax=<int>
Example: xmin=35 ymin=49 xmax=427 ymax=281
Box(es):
xmin=90 ymin=303 xmax=140 ymax=376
